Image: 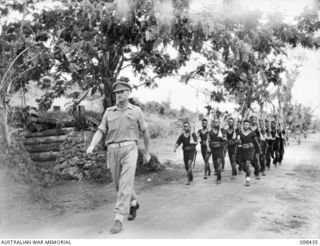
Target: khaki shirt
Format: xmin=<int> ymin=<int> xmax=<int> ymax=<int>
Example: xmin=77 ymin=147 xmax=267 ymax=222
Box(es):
xmin=98 ymin=103 xmax=148 ymax=145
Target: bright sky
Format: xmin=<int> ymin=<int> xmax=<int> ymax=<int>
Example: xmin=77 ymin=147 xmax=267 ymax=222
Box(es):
xmin=240 ymin=0 xmax=313 ymax=22
xmin=292 ymin=50 xmax=320 ymax=118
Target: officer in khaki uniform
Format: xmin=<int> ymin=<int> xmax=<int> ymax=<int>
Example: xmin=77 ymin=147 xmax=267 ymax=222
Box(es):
xmin=87 ymin=79 xmax=151 ymax=234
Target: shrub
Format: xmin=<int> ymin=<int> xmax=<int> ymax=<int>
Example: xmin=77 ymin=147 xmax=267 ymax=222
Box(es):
xmin=136 ymin=149 xmax=164 ymax=175
xmin=147 ymin=123 xmax=163 ymax=138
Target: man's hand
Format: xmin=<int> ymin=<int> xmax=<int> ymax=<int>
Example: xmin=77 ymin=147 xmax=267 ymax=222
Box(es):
xmin=144 ymin=151 xmax=151 ymax=164
xmin=86 ymin=145 xmax=94 ymax=154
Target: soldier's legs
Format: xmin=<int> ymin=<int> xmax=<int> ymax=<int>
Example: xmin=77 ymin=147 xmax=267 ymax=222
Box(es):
xmin=187 ymin=160 xmax=193 ymax=182
xmin=260 ymin=142 xmax=266 ymax=174
xmin=184 ymin=151 xmax=193 ymax=184
xmin=260 ymin=153 xmax=266 ymax=175
xmin=211 ymin=151 xmax=218 ymax=174
xmin=240 ymin=161 xmax=244 ymax=174
xmin=205 ymin=153 xmax=211 ymax=176
xmin=266 ymin=147 xmax=271 ymax=169
xmin=272 ymin=150 xmax=277 ymax=165
xmin=108 ymin=144 xmax=138 ymax=223
xmin=228 ymin=148 xmax=237 ymax=177
xmin=244 ymin=160 xmax=251 ymax=177
xmin=279 ymin=141 xmax=284 ymax=164
xmin=183 ymin=151 xmax=188 ymax=171
xmin=221 ymin=148 xmax=226 ymax=171
xmin=231 ymin=154 xmax=237 ymax=176
xmin=201 ymin=147 xmax=210 ymax=177
xmin=243 ymin=160 xmax=252 ymax=186
xmin=183 ymin=151 xmax=189 ymax=183
xmin=253 ymin=153 xmax=261 ymax=178
xmin=273 ymin=140 xmax=279 ymax=166
xmin=270 ymin=141 xmax=275 ymax=159
xmin=236 ymin=149 xmax=243 ymax=173
xmin=273 ymin=150 xmax=279 ymax=166
xmin=215 ymin=158 xmax=222 ymax=182
xmin=279 ymin=148 xmax=284 ymax=164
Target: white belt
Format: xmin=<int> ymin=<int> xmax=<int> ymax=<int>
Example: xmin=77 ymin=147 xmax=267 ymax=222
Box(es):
xmin=108 ymin=141 xmax=136 ymax=149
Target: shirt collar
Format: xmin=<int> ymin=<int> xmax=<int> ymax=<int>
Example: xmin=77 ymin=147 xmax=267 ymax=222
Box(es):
xmin=112 ymin=103 xmax=133 ymax=111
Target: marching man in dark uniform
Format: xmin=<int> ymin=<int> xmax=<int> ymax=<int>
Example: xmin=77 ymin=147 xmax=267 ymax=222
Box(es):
xmin=197 ymin=119 xmax=211 ymax=179
xmin=271 ymin=120 xmax=279 ymax=167
xmin=235 ymin=119 xmax=243 ymax=174
xmin=249 ymin=114 xmax=262 ymax=180
xmin=258 ymin=118 xmax=267 ymax=176
xmin=265 ymin=118 xmax=274 ymax=171
xmin=87 ymin=79 xmax=151 ymax=234
xmin=273 ymin=122 xmax=286 ymax=166
xmin=225 ymin=117 xmax=238 ymax=179
xmin=206 ymin=118 xmax=226 ymax=184
xmin=238 ymin=119 xmax=262 ymax=186
xmin=174 ymin=121 xmax=198 ymax=185
xmin=277 ymin=123 xmax=286 ymax=165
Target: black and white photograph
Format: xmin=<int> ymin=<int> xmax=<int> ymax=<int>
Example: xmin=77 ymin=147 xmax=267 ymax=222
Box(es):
xmin=0 ymin=0 xmax=320 ymax=242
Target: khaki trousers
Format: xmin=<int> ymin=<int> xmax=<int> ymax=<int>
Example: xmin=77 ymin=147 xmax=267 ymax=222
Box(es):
xmin=107 ymin=144 xmax=138 ymax=222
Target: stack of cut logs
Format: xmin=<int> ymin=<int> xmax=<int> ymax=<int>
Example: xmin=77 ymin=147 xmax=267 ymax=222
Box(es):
xmin=23 ymin=127 xmax=75 ymax=162
xmin=22 ymin=105 xmax=88 ymax=163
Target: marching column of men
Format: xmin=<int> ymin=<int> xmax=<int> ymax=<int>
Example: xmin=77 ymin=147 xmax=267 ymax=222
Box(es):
xmin=174 ymin=114 xmax=286 ymax=186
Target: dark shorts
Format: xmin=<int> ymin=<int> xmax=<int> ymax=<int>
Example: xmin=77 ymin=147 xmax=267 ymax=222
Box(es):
xmin=241 ymin=148 xmax=255 ymax=162
xmin=273 ymin=139 xmax=280 ymax=151
xmin=210 ymin=147 xmax=224 ymax=160
xmin=266 ymin=140 xmax=273 ymax=152
xmin=227 ymin=145 xmax=236 ymax=162
xmin=279 ymin=139 xmax=285 ymax=150
xmin=260 ymin=140 xmax=267 ymax=154
xmin=236 ymin=146 xmax=242 ymax=163
xmin=183 ymin=150 xmax=196 ymax=169
xmin=227 ymin=145 xmax=236 ymax=155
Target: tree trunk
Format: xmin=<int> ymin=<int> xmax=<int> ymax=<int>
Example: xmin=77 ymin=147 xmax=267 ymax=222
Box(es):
xmin=74 ymin=105 xmax=87 ymax=130
xmin=0 ymin=92 xmax=10 ymax=147
xmin=102 ymin=77 xmax=116 ymax=112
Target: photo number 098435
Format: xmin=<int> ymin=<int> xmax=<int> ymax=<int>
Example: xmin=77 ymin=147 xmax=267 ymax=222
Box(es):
xmin=300 ymin=240 xmax=318 ymax=245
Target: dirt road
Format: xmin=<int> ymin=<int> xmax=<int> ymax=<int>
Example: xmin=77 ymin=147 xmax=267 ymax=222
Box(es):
xmin=1 ymin=133 xmax=320 ymax=239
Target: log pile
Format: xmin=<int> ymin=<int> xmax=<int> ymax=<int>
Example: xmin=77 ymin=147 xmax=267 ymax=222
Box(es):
xmin=23 ymin=128 xmax=74 ymax=162
xmin=24 ymin=127 xmax=74 ymax=138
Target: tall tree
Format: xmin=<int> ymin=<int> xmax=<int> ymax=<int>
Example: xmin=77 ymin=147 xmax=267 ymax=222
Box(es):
xmin=182 ymin=1 xmax=320 ymax=113
xmin=29 ymin=0 xmax=205 ymax=110
xmin=0 ymin=0 xmax=51 ymax=146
